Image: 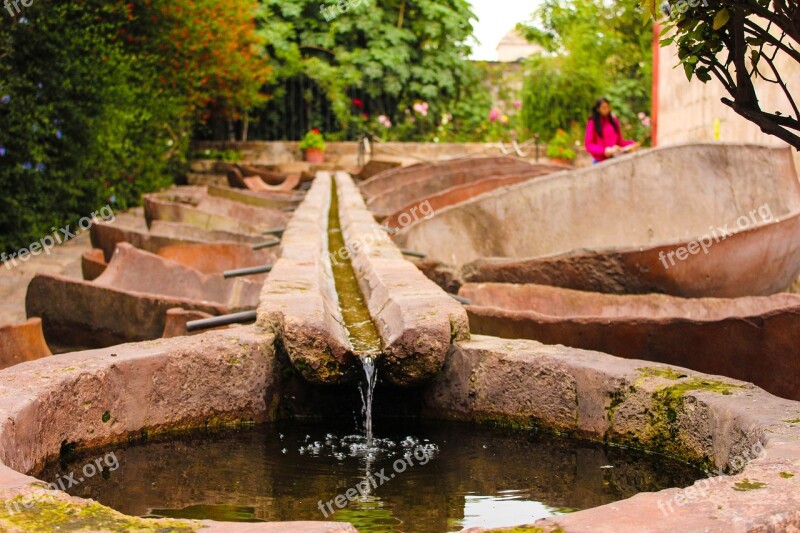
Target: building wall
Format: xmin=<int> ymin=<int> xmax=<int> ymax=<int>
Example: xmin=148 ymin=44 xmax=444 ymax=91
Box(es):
xmin=655 ymin=27 xmax=799 ymax=160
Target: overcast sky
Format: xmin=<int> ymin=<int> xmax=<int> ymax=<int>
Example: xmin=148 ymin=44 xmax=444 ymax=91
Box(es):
xmin=467 ymin=0 xmax=541 ymax=61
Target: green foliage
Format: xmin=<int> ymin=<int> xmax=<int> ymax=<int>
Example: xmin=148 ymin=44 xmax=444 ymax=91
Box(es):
xmin=519 ymin=0 xmax=653 ymax=142
xmin=546 ymin=129 xmax=577 ymax=160
xmin=255 ymin=0 xmax=480 ymax=141
xmin=190 ymin=149 xmax=244 ymax=162
xmin=0 ymin=2 xmax=179 ymax=252
xmin=298 ymin=129 xmax=326 ymax=151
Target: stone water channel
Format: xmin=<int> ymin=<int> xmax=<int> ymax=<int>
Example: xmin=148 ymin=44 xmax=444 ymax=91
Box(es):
xmin=2 ymin=164 xmax=800 ymax=532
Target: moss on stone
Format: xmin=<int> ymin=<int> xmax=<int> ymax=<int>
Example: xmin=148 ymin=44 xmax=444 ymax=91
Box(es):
xmin=779 ymin=472 xmax=794 ymax=479
xmin=783 ymin=418 xmax=800 ymax=424
xmin=0 ymin=498 xmax=196 ymax=532
xmin=733 ymin=479 xmax=767 ymax=491
xmin=637 ymin=367 xmax=687 ymax=380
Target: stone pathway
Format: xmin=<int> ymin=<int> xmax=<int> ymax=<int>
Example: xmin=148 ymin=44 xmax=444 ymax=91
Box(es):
xmin=0 ymin=209 xmax=143 ymax=326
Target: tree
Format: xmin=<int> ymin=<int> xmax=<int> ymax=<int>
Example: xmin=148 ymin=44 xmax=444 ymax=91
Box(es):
xmin=646 ymin=0 xmax=800 ymax=149
xmin=252 ymin=0 xmax=478 ymax=139
xmin=518 ymin=0 xmax=654 ymax=141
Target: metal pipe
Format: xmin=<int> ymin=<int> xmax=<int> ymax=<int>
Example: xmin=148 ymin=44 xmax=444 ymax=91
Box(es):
xmin=186 ymin=310 xmax=258 ymax=332
xmin=253 ymin=240 xmax=280 ymax=251
xmin=262 ymin=227 xmax=286 ymax=237
xmin=448 ymin=293 xmax=471 ymax=305
xmin=401 ymin=249 xmax=427 ymax=259
xmin=223 ymin=265 xmax=273 ymax=279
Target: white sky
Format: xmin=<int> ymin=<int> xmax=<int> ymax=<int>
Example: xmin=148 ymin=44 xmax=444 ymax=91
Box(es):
xmin=467 ymin=0 xmax=541 ymax=61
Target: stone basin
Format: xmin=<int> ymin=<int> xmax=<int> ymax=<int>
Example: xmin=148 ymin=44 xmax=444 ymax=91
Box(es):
xmin=26 ymin=243 xmax=261 ymax=351
xmin=394 ymin=143 xmax=800 ymax=297
xmin=0 ymin=318 xmax=51 ymax=370
xmin=84 ymin=243 xmax=276 ymax=281
xmin=143 ymin=191 xmax=288 ymax=234
xmin=91 ymin=219 xmax=266 ymax=263
xmin=361 ymin=156 xmax=547 ymax=219
xmin=0 ymin=327 xmax=799 ymax=531
xmin=460 ymin=282 xmax=800 ymax=401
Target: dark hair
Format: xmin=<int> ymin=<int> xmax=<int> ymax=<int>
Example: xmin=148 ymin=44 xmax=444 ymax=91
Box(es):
xmin=592 ymin=97 xmax=620 ymax=138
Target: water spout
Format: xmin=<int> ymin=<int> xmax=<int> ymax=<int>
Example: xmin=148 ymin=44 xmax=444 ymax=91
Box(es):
xmin=360 ymin=355 xmax=378 ymax=448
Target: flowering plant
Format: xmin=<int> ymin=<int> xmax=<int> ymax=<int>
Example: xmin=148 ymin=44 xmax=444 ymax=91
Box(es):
xmin=546 ymin=129 xmax=577 ymax=161
xmin=299 ymin=129 xmax=326 ymax=151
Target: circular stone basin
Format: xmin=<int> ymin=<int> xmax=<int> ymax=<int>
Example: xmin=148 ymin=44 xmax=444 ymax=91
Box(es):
xmin=38 ymin=420 xmax=701 ymax=533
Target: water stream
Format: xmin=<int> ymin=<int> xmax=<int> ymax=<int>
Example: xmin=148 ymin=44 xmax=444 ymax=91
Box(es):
xmin=326 ymin=175 xmax=382 ymax=446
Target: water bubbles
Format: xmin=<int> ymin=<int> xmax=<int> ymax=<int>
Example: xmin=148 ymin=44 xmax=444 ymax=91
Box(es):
xmin=281 ymin=448 xmax=287 ymax=454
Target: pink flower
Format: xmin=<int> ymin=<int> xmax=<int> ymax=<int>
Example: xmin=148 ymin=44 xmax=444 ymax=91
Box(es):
xmin=488 ymin=108 xmax=501 ymax=122
xmin=413 ymin=102 xmax=429 ymax=117
xmin=638 ymin=112 xmax=646 ymax=120
xmin=513 ymin=101 xmax=522 ymax=109
xmin=642 ymin=117 xmax=651 ymax=127
xmin=378 ymin=115 xmax=392 ymax=128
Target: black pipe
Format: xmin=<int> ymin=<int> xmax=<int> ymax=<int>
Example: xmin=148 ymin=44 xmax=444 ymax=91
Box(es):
xmin=186 ymin=310 xmax=258 ymax=332
xmin=223 ymin=265 xmax=273 ymax=279
xmin=262 ymin=227 xmax=286 ymax=237
xmin=253 ymin=240 xmax=280 ymax=250
xmin=401 ymin=249 xmax=427 ymax=259
xmin=448 ymin=293 xmax=471 ymax=305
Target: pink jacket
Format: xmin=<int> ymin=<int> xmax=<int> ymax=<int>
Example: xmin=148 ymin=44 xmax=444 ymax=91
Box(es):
xmin=585 ymin=117 xmax=635 ymax=162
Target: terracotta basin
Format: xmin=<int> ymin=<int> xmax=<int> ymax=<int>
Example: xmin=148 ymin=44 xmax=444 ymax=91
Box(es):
xmin=362 ymin=156 xmax=544 ymax=219
xmin=0 ymin=318 xmax=52 ymax=369
xmin=91 ymin=220 xmax=265 ymax=263
xmin=395 ymin=144 xmax=800 ymax=297
xmin=351 ymin=159 xmax=403 ymax=181
xmin=27 ymin=244 xmax=261 ymax=351
xmin=382 ymin=173 xmax=548 ymax=231
xmin=143 ymin=193 xmax=289 ymax=234
xmin=461 ymin=281 xmax=800 ymax=401
xmin=82 ymin=243 xmax=276 ymax=281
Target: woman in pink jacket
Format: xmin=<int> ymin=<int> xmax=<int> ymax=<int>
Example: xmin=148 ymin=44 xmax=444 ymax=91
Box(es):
xmin=585 ymin=98 xmax=639 ymax=163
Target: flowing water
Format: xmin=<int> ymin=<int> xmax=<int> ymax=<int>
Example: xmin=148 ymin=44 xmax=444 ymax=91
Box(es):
xmin=39 ymin=421 xmax=703 ymax=532
xmin=360 ymin=355 xmax=378 ymax=448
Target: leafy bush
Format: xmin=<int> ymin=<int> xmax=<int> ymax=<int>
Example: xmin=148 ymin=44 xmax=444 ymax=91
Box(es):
xmin=298 ymin=129 xmax=327 ymax=151
xmin=546 ymin=129 xmax=577 ymax=160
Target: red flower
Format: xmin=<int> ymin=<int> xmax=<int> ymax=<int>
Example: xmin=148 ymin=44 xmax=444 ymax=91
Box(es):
xmin=352 ymin=99 xmax=364 ymax=109
xmin=311 ymin=129 xmax=320 ymax=135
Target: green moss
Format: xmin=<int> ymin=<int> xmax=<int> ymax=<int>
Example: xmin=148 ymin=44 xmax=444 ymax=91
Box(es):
xmin=784 ymin=418 xmax=800 ymax=424
xmin=733 ymin=479 xmax=767 ymax=491
xmin=0 ymin=498 xmax=196 ymax=532
xmin=637 ymin=367 xmax=687 ymax=380
xmin=779 ymin=472 xmax=794 ymax=479
xmin=101 ymin=411 xmax=111 ymax=423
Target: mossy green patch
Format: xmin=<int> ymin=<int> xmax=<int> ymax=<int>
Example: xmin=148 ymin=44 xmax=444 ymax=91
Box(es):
xmin=101 ymin=411 xmax=111 ymax=423
xmin=783 ymin=418 xmax=800 ymax=424
xmin=0 ymin=498 xmax=196 ymax=532
xmin=779 ymin=472 xmax=794 ymax=479
xmin=637 ymin=367 xmax=687 ymax=380
xmin=733 ymin=479 xmax=767 ymax=491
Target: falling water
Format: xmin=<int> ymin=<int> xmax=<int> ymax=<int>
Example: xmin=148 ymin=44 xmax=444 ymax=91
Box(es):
xmin=360 ymin=355 xmax=378 ymax=448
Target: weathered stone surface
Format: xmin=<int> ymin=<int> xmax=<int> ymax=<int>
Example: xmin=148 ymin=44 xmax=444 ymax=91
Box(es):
xmin=80 ymin=248 xmax=107 ymax=281
xmin=257 ymin=172 xmax=355 ymax=385
xmin=144 ymin=192 xmax=288 ymax=234
xmin=156 ymin=243 xmax=277 ymax=279
xmin=0 ymin=318 xmax=51 ymax=370
xmin=27 ymin=244 xmax=260 ymax=351
xmin=335 ymin=172 xmax=470 ymax=385
xmin=91 ymin=219 xmax=265 ymax=263
xmin=425 ymin=335 xmax=800 ymax=532
xmin=396 ymin=143 xmax=800 ymax=297
xmin=0 ymin=327 xmax=353 ymax=532
xmin=351 ymin=159 xmax=403 ymax=181
xmin=207 ymin=184 xmax=304 ymax=209
xmin=461 ymin=282 xmax=800 ymax=401
xmin=362 ymin=156 xmax=544 ymax=218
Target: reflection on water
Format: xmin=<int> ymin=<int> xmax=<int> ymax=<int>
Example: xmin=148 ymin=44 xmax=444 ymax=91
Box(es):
xmin=38 ymin=420 xmax=702 ymax=533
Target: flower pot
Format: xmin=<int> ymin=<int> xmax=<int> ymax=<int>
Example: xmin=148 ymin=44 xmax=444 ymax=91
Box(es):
xmin=304 ymin=148 xmax=326 ymax=163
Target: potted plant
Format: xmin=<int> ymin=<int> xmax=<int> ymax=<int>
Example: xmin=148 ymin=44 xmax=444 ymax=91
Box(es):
xmin=299 ymin=129 xmax=326 ymax=163
xmin=546 ymin=129 xmax=577 ymax=165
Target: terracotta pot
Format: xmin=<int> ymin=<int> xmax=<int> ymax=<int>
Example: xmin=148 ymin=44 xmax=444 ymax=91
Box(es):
xmin=304 ymin=148 xmax=326 ymax=163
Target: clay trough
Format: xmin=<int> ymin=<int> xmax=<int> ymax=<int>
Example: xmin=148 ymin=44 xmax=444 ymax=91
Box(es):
xmin=225 ymin=165 xmax=302 ymax=192
xmin=207 ymin=184 xmax=304 ymax=209
xmin=258 ymin=171 xmax=468 ymax=386
xmin=361 ymin=156 xmax=552 ymax=219
xmin=91 ymin=218 xmax=268 ymax=263
xmin=0 ymin=318 xmax=51 ymax=370
xmin=395 ymin=143 xmax=800 ymax=297
xmin=461 ymin=282 xmax=800 ymax=401
xmin=26 ymin=243 xmax=261 ymax=351
xmin=143 ymin=189 xmax=289 ymax=234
